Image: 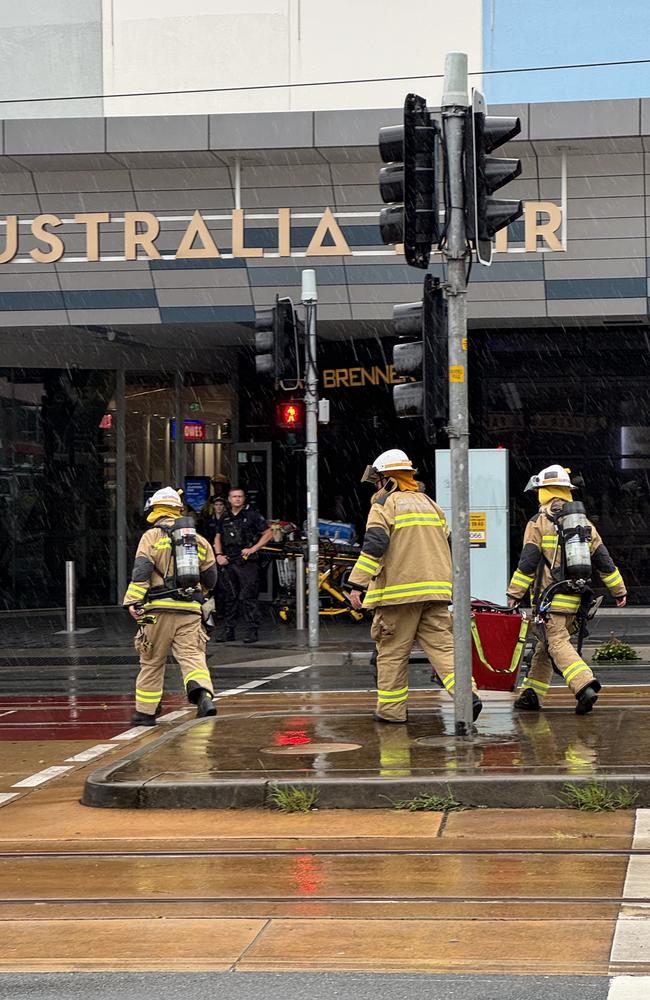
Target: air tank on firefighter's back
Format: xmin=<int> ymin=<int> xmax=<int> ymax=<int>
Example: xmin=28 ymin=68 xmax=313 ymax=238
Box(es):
xmin=557 ymin=502 xmax=592 ymax=581
xmin=170 ymin=517 xmax=201 ymax=592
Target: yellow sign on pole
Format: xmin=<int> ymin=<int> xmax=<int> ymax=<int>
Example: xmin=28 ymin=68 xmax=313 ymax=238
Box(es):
xmin=469 ymin=511 xmax=487 ymax=549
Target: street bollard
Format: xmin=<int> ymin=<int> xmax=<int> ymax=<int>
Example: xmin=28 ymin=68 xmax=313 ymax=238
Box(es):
xmin=65 ymin=560 xmax=76 ymax=633
xmin=295 ymin=553 xmax=306 ymax=632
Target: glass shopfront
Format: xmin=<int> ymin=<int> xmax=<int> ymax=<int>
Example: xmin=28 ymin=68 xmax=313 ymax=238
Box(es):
xmin=0 ymin=366 xmax=233 ymax=610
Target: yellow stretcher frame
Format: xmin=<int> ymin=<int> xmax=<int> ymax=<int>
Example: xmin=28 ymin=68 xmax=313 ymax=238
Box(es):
xmin=264 ymin=544 xmax=366 ymax=623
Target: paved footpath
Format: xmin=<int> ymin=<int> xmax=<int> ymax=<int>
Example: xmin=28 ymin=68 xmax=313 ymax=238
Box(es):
xmin=1 ymin=729 xmax=650 ymax=992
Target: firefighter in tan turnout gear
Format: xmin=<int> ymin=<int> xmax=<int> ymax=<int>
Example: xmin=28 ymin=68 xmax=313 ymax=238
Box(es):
xmin=123 ymin=487 xmax=218 ymax=726
xmin=348 ymin=449 xmax=482 ymax=724
xmin=508 ymin=465 xmax=627 ymax=715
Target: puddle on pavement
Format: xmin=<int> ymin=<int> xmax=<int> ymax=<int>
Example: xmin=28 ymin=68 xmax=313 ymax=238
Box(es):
xmin=261 ymin=742 xmax=363 ymax=755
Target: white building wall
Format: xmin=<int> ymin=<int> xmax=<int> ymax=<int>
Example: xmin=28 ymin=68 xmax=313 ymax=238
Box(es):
xmin=101 ymin=0 xmax=483 ymax=116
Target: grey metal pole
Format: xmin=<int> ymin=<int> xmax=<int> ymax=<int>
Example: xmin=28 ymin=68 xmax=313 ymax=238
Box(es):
xmin=295 ymin=553 xmax=306 ymax=632
xmin=441 ymin=53 xmax=473 ymax=736
xmin=301 ymin=269 xmax=320 ymax=649
xmin=65 ymin=560 xmax=76 ymax=633
xmin=116 ymin=370 xmax=127 ymax=604
xmin=174 ymin=370 xmax=185 ymax=490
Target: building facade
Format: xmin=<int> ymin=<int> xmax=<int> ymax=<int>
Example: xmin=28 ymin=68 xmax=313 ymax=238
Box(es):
xmin=0 ymin=98 xmax=648 ymax=607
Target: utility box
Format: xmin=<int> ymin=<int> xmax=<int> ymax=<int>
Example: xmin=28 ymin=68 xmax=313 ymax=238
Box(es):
xmin=435 ymin=448 xmax=510 ymax=605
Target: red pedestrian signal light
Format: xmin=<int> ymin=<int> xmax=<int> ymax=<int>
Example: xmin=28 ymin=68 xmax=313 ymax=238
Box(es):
xmin=276 ymin=401 xmax=304 ymax=429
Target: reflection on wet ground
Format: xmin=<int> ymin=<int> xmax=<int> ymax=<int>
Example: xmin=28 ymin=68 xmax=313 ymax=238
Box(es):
xmin=107 ymin=688 xmax=650 ymax=784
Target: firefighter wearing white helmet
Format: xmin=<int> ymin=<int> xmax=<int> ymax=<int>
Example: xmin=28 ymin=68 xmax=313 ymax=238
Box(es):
xmin=349 ymin=450 xmax=482 ymax=723
xmin=508 ymin=465 xmax=627 ymax=715
xmin=122 ymin=486 xmax=218 ymax=726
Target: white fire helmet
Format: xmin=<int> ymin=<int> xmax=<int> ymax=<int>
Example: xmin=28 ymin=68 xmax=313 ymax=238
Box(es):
xmin=144 ymin=486 xmax=184 ymax=512
xmin=373 ymin=449 xmax=415 ymax=473
xmin=524 ymin=465 xmax=576 ymax=493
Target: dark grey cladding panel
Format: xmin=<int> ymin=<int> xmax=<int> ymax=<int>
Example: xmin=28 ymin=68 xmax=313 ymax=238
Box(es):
xmin=529 ymin=99 xmax=640 ymax=140
xmin=107 ymin=116 xmax=209 ymax=152
xmin=209 ymin=112 xmax=313 ymax=150
xmin=315 ymin=108 xmax=401 ymax=148
xmin=249 ymin=265 xmax=344 ymax=286
xmin=546 ymin=277 xmax=647 ymax=299
xmin=5 ymin=118 xmax=105 ymax=155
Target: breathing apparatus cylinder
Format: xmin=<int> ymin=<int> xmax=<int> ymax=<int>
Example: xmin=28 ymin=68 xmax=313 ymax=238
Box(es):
xmin=557 ymin=501 xmax=592 ymax=582
xmin=170 ymin=516 xmax=201 ymax=593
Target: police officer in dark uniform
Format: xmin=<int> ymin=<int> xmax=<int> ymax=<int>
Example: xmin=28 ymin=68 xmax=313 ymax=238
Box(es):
xmin=213 ymin=487 xmax=272 ymax=643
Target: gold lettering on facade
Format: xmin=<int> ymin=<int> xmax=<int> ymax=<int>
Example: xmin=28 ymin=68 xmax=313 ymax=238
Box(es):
xmin=305 ymin=207 xmax=352 ymax=257
xmin=277 ymin=208 xmax=291 ymax=257
xmin=231 ymin=208 xmax=264 ymax=258
xmin=30 ymin=214 xmax=64 ymax=263
xmin=0 ymin=216 xmax=18 ymax=264
xmin=524 ymin=201 xmax=563 ymax=252
xmin=74 ymin=212 xmax=110 ymax=262
xmin=124 ymin=212 xmax=161 ymax=261
xmin=175 ymin=210 xmax=220 ymax=259
xmin=321 ymin=365 xmax=411 ymax=388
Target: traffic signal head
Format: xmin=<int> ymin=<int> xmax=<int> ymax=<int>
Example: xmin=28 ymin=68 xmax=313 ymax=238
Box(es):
xmin=465 ymin=88 xmax=523 ymax=266
xmin=391 ymin=274 xmax=447 ymax=442
xmin=378 ymin=93 xmax=439 ymax=269
xmin=276 ymin=400 xmax=304 ymax=430
xmin=254 ymin=298 xmax=300 ymax=381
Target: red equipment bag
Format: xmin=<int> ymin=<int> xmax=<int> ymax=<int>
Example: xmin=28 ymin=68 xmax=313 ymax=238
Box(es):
xmin=470 ymin=599 xmax=529 ymax=692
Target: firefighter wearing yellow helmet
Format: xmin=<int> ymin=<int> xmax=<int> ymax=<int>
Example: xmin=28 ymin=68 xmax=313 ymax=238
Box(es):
xmin=507 ymin=465 xmax=626 ymax=715
xmin=348 ymin=449 xmax=481 ymax=723
xmin=123 ymin=487 xmax=218 ymax=725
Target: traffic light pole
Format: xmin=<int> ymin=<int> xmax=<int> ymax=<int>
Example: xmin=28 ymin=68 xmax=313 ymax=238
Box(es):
xmin=441 ymin=53 xmax=474 ymax=737
xmin=301 ymin=269 xmax=320 ymax=649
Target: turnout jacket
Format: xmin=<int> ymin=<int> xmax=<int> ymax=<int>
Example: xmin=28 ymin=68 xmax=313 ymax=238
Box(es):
xmin=123 ymin=518 xmax=217 ymax=615
xmin=507 ymin=500 xmax=626 ymax=614
xmin=348 ymin=483 xmax=452 ymax=609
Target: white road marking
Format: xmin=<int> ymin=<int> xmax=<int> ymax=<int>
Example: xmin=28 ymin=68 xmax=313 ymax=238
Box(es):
xmin=608 ymin=977 xmax=650 ymax=998
xmin=111 ymin=726 xmax=155 ymax=741
xmin=11 ymin=766 xmax=73 ymax=788
xmin=64 ymin=744 xmax=119 ymax=763
xmin=609 ymin=809 xmax=650 ymax=994
xmin=0 ymin=710 xmax=15 ymax=718
xmin=0 ymin=792 xmax=19 ymax=806
xmin=215 ymin=664 xmax=312 ymax=699
xmin=156 ymin=710 xmax=191 ymax=723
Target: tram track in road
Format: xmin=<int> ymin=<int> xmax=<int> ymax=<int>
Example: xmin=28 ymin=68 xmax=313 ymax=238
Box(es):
xmin=1 ymin=847 xmax=650 ymax=859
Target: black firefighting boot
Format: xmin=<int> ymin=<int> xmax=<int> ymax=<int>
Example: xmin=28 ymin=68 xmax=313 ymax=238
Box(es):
xmin=514 ymin=688 xmax=541 ymax=712
xmin=187 ymin=680 xmax=217 ymax=718
xmin=131 ymin=711 xmax=156 ymax=726
xmin=473 ymin=695 xmax=483 ymax=721
xmin=575 ymin=678 xmax=602 ymax=716
xmin=243 ymin=629 xmax=258 ymax=644
xmin=214 ymin=627 xmax=235 ymax=643
xmin=196 ymin=691 xmax=217 ymax=718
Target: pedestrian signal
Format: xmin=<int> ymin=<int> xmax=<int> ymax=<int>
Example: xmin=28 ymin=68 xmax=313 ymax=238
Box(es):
xmin=276 ymin=401 xmax=304 ymax=429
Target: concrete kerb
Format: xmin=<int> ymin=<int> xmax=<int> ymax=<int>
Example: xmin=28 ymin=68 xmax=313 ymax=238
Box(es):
xmin=82 ymin=716 xmax=650 ymax=811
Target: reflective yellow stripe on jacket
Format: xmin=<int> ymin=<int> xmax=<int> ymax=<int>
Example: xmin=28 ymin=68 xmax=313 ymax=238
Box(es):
xmin=394 ymin=512 xmax=444 ymax=529
xmin=353 ymin=553 xmax=381 ymax=576
xmin=550 ymin=593 xmax=581 ymax=613
xmin=364 ymin=580 xmax=452 ymax=606
xmin=509 ymin=569 xmax=534 ymax=591
xmin=143 ymin=598 xmax=201 ymax=613
xmin=602 ymin=568 xmax=623 ymax=591
xmin=125 ymin=582 xmax=148 ymax=603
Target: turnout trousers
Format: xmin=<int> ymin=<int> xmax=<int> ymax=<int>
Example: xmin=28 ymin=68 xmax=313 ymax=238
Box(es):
xmin=519 ymin=613 xmax=595 ymax=704
xmin=134 ymin=612 xmax=214 ymax=716
xmin=371 ymin=601 xmax=477 ymax=722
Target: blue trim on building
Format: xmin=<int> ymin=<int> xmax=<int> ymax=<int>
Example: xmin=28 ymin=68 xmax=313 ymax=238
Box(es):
xmin=546 ymin=277 xmax=646 ymax=299
xmin=159 ymin=305 xmax=255 ymax=323
xmin=63 ymin=289 xmax=158 ymax=309
xmin=150 ymin=256 xmax=246 ymax=270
